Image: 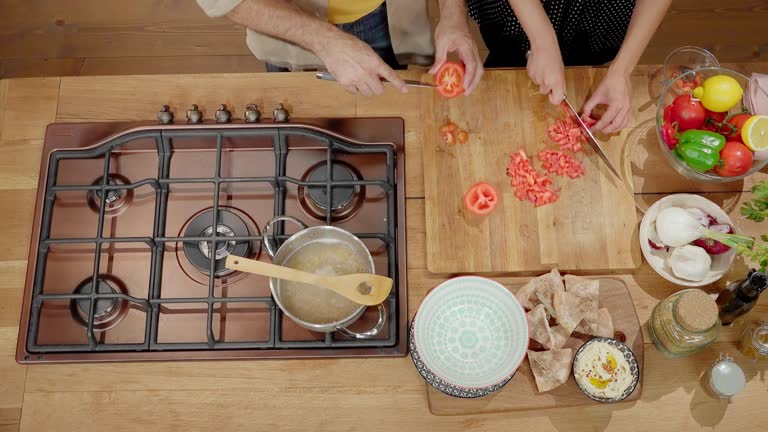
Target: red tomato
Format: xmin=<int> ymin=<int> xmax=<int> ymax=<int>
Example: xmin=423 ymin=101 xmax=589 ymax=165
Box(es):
xmin=463 ymin=182 xmax=499 ymax=216
xmin=702 ymin=109 xmax=726 ymax=132
xmin=716 ymin=141 xmax=753 ymax=177
xmin=722 ymin=113 xmax=751 ymax=143
xmin=442 ymin=132 xmax=456 ymax=145
xmin=667 ymin=95 xmax=706 ymax=131
xmin=435 ymin=62 xmax=465 ymax=99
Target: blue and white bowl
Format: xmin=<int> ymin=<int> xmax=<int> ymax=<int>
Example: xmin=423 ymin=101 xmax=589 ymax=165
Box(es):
xmin=410 ymin=276 xmax=529 ymax=398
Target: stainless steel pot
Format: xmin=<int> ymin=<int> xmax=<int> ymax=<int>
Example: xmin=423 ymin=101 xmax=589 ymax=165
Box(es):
xmin=263 ymin=216 xmax=386 ymax=339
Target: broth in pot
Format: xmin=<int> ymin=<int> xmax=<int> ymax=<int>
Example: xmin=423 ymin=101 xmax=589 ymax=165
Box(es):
xmin=277 ymin=240 xmax=370 ymax=325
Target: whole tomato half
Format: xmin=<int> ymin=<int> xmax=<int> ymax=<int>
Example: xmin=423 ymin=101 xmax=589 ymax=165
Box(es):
xmin=667 ymin=95 xmax=706 ymax=131
xmin=715 ymin=141 xmax=753 ymax=177
xmin=435 ymin=61 xmax=465 ymax=99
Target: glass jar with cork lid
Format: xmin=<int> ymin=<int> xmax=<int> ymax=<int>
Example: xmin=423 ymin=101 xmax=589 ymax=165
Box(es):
xmin=649 ymin=289 xmax=721 ymax=358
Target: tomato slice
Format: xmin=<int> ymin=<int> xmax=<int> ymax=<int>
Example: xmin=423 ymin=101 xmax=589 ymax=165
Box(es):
xmin=436 ymin=61 xmax=465 ymax=99
xmin=464 ymin=182 xmax=499 ymax=216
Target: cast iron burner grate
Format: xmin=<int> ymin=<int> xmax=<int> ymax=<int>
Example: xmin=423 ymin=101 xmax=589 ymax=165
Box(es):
xmin=183 ymin=209 xmax=251 ymax=276
xmin=22 ymin=122 xmax=404 ymax=360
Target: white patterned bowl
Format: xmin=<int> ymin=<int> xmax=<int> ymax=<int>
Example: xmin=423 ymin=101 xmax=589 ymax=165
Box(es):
xmin=412 ymin=276 xmax=529 ymax=391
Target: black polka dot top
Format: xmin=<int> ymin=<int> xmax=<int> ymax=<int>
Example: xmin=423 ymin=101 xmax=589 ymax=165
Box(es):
xmin=467 ymin=0 xmax=637 ymax=67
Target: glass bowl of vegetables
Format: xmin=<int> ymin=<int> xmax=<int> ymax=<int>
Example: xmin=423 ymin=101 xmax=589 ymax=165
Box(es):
xmin=656 ymin=67 xmax=768 ymax=183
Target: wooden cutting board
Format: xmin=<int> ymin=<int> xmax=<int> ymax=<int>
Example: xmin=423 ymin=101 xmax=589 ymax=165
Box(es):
xmin=422 ymin=69 xmax=641 ymax=273
xmin=425 ymin=277 xmax=644 ymax=415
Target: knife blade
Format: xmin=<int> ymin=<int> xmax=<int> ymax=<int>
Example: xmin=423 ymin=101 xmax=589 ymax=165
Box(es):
xmin=315 ymin=70 xmax=435 ymax=88
xmin=561 ymin=96 xmax=623 ymax=181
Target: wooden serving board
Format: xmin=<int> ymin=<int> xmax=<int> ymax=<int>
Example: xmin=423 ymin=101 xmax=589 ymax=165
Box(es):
xmin=425 ymin=277 xmax=644 ymax=415
xmin=422 ymin=69 xmax=641 ymax=273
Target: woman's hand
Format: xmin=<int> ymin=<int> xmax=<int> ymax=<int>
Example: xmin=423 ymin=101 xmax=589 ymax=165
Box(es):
xmin=582 ymin=68 xmax=633 ymax=134
xmin=527 ymin=42 xmax=565 ymax=105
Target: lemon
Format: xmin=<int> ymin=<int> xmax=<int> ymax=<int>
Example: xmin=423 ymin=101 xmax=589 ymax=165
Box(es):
xmin=692 ymin=75 xmax=743 ymax=113
xmin=742 ymin=115 xmax=768 ymax=151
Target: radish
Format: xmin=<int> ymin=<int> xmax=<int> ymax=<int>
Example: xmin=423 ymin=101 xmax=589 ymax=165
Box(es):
xmin=693 ymin=224 xmax=734 ymax=255
xmin=655 ymin=207 xmax=753 ymax=249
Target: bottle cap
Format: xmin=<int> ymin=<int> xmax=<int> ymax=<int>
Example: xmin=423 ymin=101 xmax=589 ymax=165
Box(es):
xmin=748 ymin=271 xmax=768 ymax=294
xmin=753 ymin=322 xmax=768 ymax=355
xmin=709 ymin=356 xmax=745 ymax=398
xmin=676 ymin=289 xmax=718 ymax=332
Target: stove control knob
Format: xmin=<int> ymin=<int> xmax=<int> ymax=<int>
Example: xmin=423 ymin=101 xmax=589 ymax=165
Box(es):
xmin=272 ymin=103 xmax=289 ymax=123
xmin=244 ymin=104 xmax=261 ymax=123
xmin=157 ymin=105 xmax=174 ymax=124
xmin=215 ymin=104 xmax=232 ymax=124
xmin=186 ymin=104 xmax=203 ymax=124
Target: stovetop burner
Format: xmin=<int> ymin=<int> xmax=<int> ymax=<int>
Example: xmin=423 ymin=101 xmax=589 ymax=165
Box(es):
xmin=71 ymin=277 xmax=129 ymax=331
xmin=87 ymin=174 xmax=133 ymax=216
xmin=183 ymin=209 xmax=251 ymax=276
xmin=17 ymin=114 xmax=407 ymax=363
xmin=298 ymin=161 xmax=365 ymax=223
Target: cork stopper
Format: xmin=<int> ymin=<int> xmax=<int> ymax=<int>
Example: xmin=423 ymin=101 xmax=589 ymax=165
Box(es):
xmin=675 ymin=289 xmax=718 ymax=332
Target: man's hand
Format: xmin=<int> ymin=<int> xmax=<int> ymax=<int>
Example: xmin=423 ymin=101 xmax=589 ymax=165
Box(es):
xmin=315 ymin=31 xmax=407 ymax=96
xmin=582 ymin=68 xmax=632 ymax=134
xmin=526 ymin=41 xmax=565 ymax=105
xmin=429 ymin=1 xmax=483 ymax=95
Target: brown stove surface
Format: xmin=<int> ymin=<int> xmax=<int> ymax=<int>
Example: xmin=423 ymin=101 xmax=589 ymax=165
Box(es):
xmin=16 ymin=117 xmax=407 ymax=363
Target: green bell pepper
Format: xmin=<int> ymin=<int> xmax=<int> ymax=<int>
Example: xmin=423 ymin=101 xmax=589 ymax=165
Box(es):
xmin=673 ymin=130 xmax=727 ymax=172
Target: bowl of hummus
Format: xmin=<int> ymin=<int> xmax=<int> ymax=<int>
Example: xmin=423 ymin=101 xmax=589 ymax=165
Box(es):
xmin=573 ymin=337 xmax=639 ymax=403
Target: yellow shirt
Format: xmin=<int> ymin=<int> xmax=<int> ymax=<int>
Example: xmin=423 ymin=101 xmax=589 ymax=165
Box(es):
xmin=328 ymin=0 xmax=385 ymax=24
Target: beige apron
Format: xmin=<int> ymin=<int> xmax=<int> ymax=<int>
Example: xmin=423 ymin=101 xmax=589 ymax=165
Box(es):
xmin=198 ymin=0 xmax=435 ymax=70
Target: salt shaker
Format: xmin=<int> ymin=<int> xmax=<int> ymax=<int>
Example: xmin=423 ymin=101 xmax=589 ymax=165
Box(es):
xmin=706 ymin=354 xmax=745 ymax=403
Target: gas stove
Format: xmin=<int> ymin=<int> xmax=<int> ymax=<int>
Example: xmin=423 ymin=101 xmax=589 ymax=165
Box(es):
xmin=16 ymin=104 xmax=407 ymax=363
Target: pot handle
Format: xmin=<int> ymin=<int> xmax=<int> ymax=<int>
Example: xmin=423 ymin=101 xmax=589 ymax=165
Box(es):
xmin=262 ymin=215 xmax=308 ymax=260
xmin=336 ymin=303 xmax=387 ymax=340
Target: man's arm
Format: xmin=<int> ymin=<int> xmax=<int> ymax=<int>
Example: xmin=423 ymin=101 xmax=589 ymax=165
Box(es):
xmin=225 ymin=0 xmax=407 ymax=96
xmin=225 ymin=0 xmax=336 ymax=56
xmin=430 ymin=0 xmax=484 ymax=95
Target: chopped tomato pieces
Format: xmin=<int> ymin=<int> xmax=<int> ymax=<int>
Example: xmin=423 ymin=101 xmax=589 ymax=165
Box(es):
xmin=440 ymin=120 xmax=469 ymax=146
xmin=505 ymin=149 xmax=559 ymax=207
xmin=538 ymin=150 xmax=586 ymax=179
xmin=440 ymin=122 xmax=458 ymax=134
xmin=546 ymin=116 xmax=586 ymax=153
xmin=464 ymin=182 xmax=499 ymax=216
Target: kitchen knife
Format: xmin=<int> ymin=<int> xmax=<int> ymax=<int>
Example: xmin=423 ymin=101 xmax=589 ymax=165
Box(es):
xmin=561 ymin=96 xmax=623 ymax=181
xmin=315 ymin=70 xmax=435 ymax=88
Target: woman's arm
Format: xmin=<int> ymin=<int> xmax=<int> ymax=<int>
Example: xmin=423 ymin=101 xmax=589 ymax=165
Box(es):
xmin=584 ymin=0 xmax=672 ymax=133
xmin=506 ymin=0 xmax=565 ymax=104
xmin=609 ymin=0 xmax=673 ymax=77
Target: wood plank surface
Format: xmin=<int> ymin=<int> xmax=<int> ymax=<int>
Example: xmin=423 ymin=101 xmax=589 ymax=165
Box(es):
xmin=422 ymin=69 xmax=640 ymax=273
xmin=0 ymin=77 xmax=59 ymax=432
xmin=0 ymin=66 xmax=767 ymax=432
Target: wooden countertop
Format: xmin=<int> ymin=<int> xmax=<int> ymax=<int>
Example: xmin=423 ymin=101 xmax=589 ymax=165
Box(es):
xmin=1 ymin=66 xmax=767 ymax=431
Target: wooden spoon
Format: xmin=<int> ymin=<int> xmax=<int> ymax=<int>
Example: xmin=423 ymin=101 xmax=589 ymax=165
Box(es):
xmin=225 ymin=255 xmax=393 ymax=306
